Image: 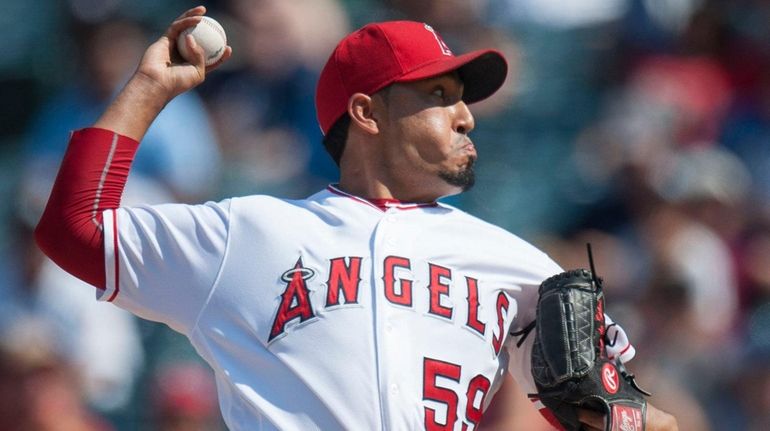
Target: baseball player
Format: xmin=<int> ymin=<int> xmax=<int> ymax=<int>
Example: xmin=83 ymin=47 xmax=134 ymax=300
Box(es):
xmin=35 ymin=6 xmax=677 ymax=431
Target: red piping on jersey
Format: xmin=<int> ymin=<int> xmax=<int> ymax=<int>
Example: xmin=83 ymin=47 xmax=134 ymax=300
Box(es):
xmin=326 ymin=184 xmax=439 ymax=211
xmin=34 ymin=127 xmax=138 ymax=289
xmin=108 ymin=209 xmax=120 ymax=301
xmin=608 ymin=342 xmax=632 ymax=361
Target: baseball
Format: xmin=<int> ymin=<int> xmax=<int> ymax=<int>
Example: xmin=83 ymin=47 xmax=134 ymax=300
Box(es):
xmin=177 ymin=16 xmax=227 ymax=66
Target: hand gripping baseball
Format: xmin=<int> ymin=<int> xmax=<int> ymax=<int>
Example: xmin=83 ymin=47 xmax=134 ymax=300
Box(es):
xmin=94 ymin=6 xmax=232 ymax=140
xmin=135 ymin=6 xmax=232 ymax=102
xmin=531 ymin=269 xmax=650 ymax=431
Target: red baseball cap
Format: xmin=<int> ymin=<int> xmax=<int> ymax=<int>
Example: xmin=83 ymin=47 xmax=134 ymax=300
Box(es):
xmin=315 ymin=21 xmax=508 ymax=135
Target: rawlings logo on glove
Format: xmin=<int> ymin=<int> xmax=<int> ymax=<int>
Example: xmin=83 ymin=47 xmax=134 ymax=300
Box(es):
xmin=530 ymin=263 xmax=650 ymax=431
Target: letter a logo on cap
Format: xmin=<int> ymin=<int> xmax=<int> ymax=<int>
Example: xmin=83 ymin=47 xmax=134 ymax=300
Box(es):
xmin=424 ymin=24 xmax=452 ymax=56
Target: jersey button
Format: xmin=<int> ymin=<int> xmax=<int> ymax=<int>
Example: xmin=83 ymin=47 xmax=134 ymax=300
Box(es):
xmin=390 ymin=384 xmax=399 ymax=394
xmin=385 ymin=323 xmax=393 ymax=332
xmin=385 ymin=237 xmax=396 ymax=247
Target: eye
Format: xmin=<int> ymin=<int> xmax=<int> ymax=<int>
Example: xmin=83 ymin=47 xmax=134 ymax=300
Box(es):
xmin=431 ymin=87 xmax=446 ymax=99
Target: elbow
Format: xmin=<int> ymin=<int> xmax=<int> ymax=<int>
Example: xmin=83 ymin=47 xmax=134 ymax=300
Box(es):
xmin=34 ymin=210 xmax=56 ymax=260
xmin=33 ymin=208 xmax=71 ymax=273
xmin=33 ymin=207 xmax=106 ymax=289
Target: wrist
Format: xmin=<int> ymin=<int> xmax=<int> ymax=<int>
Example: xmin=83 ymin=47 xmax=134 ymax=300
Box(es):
xmin=124 ymin=72 xmax=174 ymax=111
xmin=93 ymin=73 xmax=171 ymax=141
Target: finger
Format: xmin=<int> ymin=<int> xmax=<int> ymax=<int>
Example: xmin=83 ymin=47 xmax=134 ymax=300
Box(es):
xmin=578 ymin=409 xmax=606 ymax=430
xmin=184 ymin=34 xmax=208 ymax=71
xmin=206 ymin=46 xmax=233 ymax=72
xmin=174 ymin=5 xmax=206 ymax=21
xmin=164 ymin=15 xmax=204 ymax=44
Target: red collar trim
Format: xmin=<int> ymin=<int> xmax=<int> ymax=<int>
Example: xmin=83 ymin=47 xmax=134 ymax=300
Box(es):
xmin=326 ymin=185 xmax=439 ymax=212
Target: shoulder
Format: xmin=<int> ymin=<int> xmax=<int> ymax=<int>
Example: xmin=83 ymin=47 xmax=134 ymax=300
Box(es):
xmin=436 ymin=203 xmax=563 ymax=277
xmin=229 ymin=194 xmax=308 ymax=217
xmin=230 ymin=189 xmax=328 ymax=210
xmin=228 ymin=189 xmax=341 ymax=223
xmin=435 ymin=202 xmax=527 ymax=244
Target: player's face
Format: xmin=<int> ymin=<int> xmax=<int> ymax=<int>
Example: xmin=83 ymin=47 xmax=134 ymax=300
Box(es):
xmin=374 ymin=72 xmax=476 ymax=200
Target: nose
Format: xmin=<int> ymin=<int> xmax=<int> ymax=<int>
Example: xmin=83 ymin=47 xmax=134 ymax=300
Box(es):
xmin=453 ymin=101 xmax=475 ymax=135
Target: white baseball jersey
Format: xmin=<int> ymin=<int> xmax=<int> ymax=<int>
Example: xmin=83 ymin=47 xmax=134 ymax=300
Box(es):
xmin=99 ymin=184 xmax=634 ymax=430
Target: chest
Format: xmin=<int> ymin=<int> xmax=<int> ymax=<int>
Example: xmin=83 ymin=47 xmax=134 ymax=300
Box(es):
xmin=209 ymin=215 xmax=526 ymax=355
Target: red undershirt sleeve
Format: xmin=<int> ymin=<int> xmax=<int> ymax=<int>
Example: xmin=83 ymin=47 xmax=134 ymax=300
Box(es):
xmin=34 ymin=127 xmax=139 ymax=289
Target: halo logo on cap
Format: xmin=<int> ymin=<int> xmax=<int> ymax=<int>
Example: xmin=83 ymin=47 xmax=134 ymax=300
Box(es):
xmin=424 ymin=24 xmax=452 ymax=56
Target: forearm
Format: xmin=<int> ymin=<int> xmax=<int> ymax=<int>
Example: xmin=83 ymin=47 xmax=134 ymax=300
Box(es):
xmin=94 ymin=73 xmax=171 ymax=141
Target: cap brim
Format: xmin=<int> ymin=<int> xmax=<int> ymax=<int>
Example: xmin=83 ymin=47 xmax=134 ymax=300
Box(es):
xmin=396 ymin=49 xmax=508 ymax=104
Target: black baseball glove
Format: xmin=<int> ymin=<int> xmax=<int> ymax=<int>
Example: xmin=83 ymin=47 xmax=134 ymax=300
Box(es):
xmin=530 ymin=269 xmax=649 ymax=431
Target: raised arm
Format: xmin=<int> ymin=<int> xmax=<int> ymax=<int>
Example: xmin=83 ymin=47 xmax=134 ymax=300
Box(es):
xmin=96 ymin=6 xmax=230 ymax=139
xmin=34 ymin=6 xmax=231 ymax=288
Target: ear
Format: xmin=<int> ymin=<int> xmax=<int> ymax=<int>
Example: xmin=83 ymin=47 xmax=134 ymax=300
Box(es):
xmin=347 ymin=93 xmax=380 ymax=135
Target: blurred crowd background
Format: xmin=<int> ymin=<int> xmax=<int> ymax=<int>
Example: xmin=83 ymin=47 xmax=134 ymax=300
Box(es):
xmin=0 ymin=0 xmax=769 ymax=429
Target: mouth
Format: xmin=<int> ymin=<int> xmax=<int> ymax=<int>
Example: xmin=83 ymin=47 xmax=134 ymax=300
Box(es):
xmin=461 ymin=140 xmax=476 ymax=157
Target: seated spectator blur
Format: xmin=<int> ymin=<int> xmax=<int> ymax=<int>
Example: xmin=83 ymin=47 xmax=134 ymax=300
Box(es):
xmin=0 ymin=165 xmax=178 ymax=414
xmin=149 ymin=362 xmax=223 ymax=431
xmin=0 ymin=318 xmax=114 ymax=431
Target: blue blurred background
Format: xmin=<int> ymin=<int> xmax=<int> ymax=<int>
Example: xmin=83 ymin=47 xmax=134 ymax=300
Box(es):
xmin=1 ymin=0 xmax=769 ymax=429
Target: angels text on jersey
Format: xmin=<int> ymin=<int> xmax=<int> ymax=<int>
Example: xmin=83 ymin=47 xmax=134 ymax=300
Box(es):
xmin=267 ymin=255 xmax=512 ymax=358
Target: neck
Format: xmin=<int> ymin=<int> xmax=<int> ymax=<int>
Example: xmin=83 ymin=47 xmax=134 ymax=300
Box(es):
xmin=337 ymin=173 xmax=454 ymax=203
xmin=337 ymin=172 xmax=404 ymax=201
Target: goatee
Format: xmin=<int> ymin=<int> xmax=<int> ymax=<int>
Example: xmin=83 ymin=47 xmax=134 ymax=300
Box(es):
xmin=439 ymin=157 xmax=476 ymax=191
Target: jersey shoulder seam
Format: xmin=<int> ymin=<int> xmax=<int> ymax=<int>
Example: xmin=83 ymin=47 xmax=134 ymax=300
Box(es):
xmin=190 ymin=198 xmax=233 ymax=334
